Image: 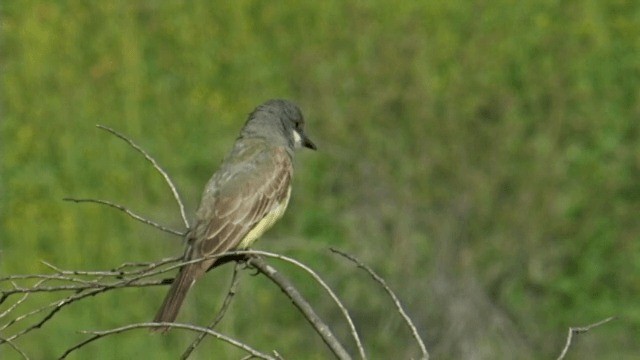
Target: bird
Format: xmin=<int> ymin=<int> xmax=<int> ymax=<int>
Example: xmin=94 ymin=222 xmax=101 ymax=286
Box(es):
xmin=153 ymin=99 xmax=316 ymax=329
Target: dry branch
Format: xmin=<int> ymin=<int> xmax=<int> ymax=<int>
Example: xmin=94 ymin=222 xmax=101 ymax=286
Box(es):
xmin=556 ymin=316 xmax=614 ymax=360
xmin=180 ymin=263 xmax=242 ymax=359
xmin=249 ymin=256 xmax=353 ymax=360
xmin=1 ymin=250 xmax=357 ymax=359
xmin=0 ymin=126 xmax=429 ymax=359
xmin=238 ymin=250 xmax=364 ymax=359
xmin=58 ymin=322 xmax=276 ymax=360
xmin=1 ymin=336 xmax=29 ymax=360
xmin=62 ymin=198 xmax=184 ymax=236
xmin=331 ymin=248 xmax=429 ymax=360
xmin=96 ymin=124 xmax=190 ymax=229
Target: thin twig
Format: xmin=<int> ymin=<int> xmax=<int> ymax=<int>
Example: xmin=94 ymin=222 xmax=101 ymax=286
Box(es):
xmin=0 ymin=336 xmax=29 ymax=360
xmin=108 ymin=257 xmax=182 ymax=274
xmin=0 ymin=287 xmax=36 ymax=320
xmin=148 ymin=248 xmax=363 ymax=358
xmin=2 ymin=249 xmax=357 ymax=358
xmin=0 ymin=280 xmax=166 ymax=301
xmin=40 ymin=257 xmax=181 ymax=278
xmin=1 ymin=257 xmax=182 ymax=305
xmin=249 ymin=256 xmax=352 ymax=360
xmin=0 ymin=255 xmax=188 ymax=341
xmin=1 ymin=125 xmax=371 ymax=359
xmin=0 ymin=279 xmax=49 ymax=332
xmin=180 ymin=263 xmax=242 ymax=359
xmin=58 ymin=322 xmax=276 ymax=360
xmin=0 ymin=254 xmax=234 ymax=342
xmin=557 ymin=316 xmax=615 ymax=360
xmin=164 ymin=249 xmax=358 ymax=358
xmin=0 ymin=278 xmax=168 ymax=343
xmin=2 ymin=273 xmax=108 ymax=285
xmin=63 ymin=198 xmax=184 ymax=236
xmin=330 ymin=248 xmax=429 ymax=360
xmin=239 ymin=250 xmax=362 ymax=359
xmin=96 ymin=124 xmax=190 ymax=229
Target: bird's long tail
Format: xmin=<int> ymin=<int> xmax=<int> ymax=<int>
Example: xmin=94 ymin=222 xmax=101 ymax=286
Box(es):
xmin=152 ymin=264 xmax=197 ymax=332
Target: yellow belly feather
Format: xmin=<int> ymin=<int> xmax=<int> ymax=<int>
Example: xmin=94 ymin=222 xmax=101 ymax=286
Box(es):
xmin=238 ymin=187 xmax=291 ymax=249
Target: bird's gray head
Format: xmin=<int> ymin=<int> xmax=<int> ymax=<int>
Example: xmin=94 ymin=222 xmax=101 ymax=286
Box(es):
xmin=241 ymin=99 xmax=316 ymax=151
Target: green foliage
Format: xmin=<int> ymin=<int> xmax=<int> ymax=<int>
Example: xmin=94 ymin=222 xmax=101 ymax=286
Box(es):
xmin=1 ymin=0 xmax=639 ymax=358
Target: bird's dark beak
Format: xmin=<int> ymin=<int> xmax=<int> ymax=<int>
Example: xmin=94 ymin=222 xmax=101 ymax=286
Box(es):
xmin=302 ymin=133 xmax=317 ymax=150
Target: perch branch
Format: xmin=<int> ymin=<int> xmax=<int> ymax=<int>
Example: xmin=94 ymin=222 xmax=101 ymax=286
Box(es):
xmin=0 ymin=256 xmax=185 ymax=343
xmin=2 ymin=246 xmax=361 ymax=359
xmin=1 ymin=126 xmax=383 ymax=359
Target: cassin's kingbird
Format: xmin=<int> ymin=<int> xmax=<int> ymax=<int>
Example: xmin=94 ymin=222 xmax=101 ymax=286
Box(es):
xmin=153 ymin=99 xmax=316 ymax=327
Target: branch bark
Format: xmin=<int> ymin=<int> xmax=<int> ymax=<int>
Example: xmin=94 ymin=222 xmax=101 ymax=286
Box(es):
xmin=180 ymin=263 xmax=242 ymax=359
xmin=249 ymin=256 xmax=353 ymax=360
xmin=96 ymin=124 xmax=190 ymax=229
xmin=331 ymin=248 xmax=429 ymax=360
xmin=0 ymin=126 xmax=428 ymax=359
xmin=556 ymin=316 xmax=614 ymax=360
xmin=58 ymin=322 xmax=276 ymax=360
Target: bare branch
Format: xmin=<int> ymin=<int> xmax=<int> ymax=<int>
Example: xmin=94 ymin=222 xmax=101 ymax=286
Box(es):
xmin=153 ymin=248 xmax=363 ymax=358
xmin=63 ymin=198 xmax=184 ymax=236
xmin=2 ymin=249 xmax=360 ymax=359
xmin=58 ymin=322 xmax=276 ymax=360
xmin=248 ymin=255 xmax=353 ymax=360
xmin=180 ymin=263 xmax=243 ymax=359
xmin=41 ymin=257 xmax=182 ymax=278
xmin=0 ymin=279 xmax=167 ymax=302
xmin=0 ymin=125 xmax=424 ymax=358
xmin=330 ymin=248 xmax=429 ymax=360
xmin=1 ymin=257 xmax=182 ymax=308
xmin=0 ymin=254 xmax=238 ymax=345
xmin=0 ymin=336 xmax=29 ymax=360
xmin=240 ymin=250 xmax=364 ymax=359
xmin=162 ymin=249 xmax=361 ymax=359
xmin=557 ymin=316 xmax=615 ymax=360
xmin=96 ymin=124 xmax=190 ymax=229
xmin=2 ymin=273 xmax=109 ymax=286
xmin=0 ymin=256 xmax=186 ymax=343
xmin=0 ymin=281 xmax=44 ymax=320
xmin=0 ymin=279 xmax=50 ymax=334
xmin=0 ymin=278 xmax=169 ymax=344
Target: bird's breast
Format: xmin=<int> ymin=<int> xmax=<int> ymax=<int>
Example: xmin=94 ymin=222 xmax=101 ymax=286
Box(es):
xmin=238 ymin=186 xmax=292 ymax=249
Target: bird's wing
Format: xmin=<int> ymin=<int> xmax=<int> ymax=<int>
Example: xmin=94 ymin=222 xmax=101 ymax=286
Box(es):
xmin=193 ymin=146 xmax=293 ymax=258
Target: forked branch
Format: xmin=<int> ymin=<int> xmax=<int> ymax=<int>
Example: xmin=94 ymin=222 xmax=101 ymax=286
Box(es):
xmin=59 ymin=322 xmax=276 ymax=360
xmin=331 ymin=248 xmax=428 ymax=360
xmin=0 ymin=126 xmax=430 ymax=359
xmin=556 ymin=316 xmax=614 ymax=360
xmin=96 ymin=124 xmax=189 ymax=229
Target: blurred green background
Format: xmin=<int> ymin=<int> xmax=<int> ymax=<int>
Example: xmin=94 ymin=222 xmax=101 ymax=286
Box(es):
xmin=1 ymin=1 xmax=639 ymax=359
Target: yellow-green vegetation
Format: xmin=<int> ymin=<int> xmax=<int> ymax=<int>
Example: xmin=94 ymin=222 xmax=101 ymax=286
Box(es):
xmin=1 ymin=1 xmax=639 ymax=359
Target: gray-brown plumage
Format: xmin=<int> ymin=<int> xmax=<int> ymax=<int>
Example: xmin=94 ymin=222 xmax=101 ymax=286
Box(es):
xmin=153 ymin=99 xmax=315 ymax=328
